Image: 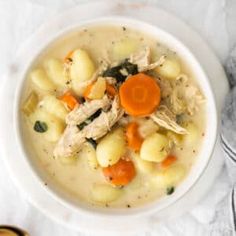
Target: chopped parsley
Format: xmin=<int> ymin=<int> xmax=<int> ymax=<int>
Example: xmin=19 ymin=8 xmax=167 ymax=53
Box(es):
xmin=77 ymin=109 xmax=102 ymax=131
xmin=78 ymin=97 xmax=85 ymax=104
xmin=89 ymin=109 xmax=102 ymax=122
xmin=77 ymin=121 xmax=89 ymax=130
xmin=166 ymin=186 xmax=175 ymax=195
xmin=122 ymin=60 xmax=138 ymax=75
xmin=86 ymin=138 xmax=97 ymax=149
xmin=102 ymin=60 xmax=138 ymax=83
xmin=34 ymin=121 xmax=48 ymax=133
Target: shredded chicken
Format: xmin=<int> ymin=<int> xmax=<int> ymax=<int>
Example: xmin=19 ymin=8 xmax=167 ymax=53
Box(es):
xmin=66 ymin=95 xmax=110 ymax=125
xmin=150 ymin=105 xmax=187 ymax=134
xmin=157 ymin=77 xmax=172 ymax=98
xmin=138 ymin=119 xmax=159 ymax=138
xmin=54 ymin=96 xmax=123 ymax=158
xmin=129 ymin=47 xmax=166 ymax=72
xmin=169 ymin=89 xmax=186 ymax=115
xmin=129 ymin=46 xmax=151 ymax=71
xmin=83 ymin=96 xmax=124 ymax=140
xmin=53 ymin=125 xmax=86 ymax=159
xmin=169 ymin=74 xmax=205 ymax=115
xmin=142 ymin=55 xmax=166 ymax=72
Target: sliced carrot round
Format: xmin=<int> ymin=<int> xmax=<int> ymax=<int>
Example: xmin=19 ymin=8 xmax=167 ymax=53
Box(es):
xmin=160 ymin=155 xmax=177 ymax=169
xmin=119 ymin=73 xmax=161 ymax=116
xmin=126 ymin=122 xmax=143 ymax=151
xmin=106 ymin=83 xmax=117 ymax=97
xmin=102 ymin=159 xmax=136 ymax=186
xmin=60 ymin=91 xmax=79 ymax=110
xmin=83 ymin=82 xmax=95 ymax=99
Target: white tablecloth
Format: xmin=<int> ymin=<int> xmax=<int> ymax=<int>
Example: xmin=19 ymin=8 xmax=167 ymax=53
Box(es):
xmin=0 ymin=0 xmax=236 ymax=235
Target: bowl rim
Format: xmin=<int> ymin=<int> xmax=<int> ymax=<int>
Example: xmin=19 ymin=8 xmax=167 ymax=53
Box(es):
xmin=13 ymin=15 xmax=218 ymax=218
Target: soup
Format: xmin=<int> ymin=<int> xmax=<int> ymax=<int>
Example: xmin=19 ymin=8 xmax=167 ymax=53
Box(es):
xmin=20 ymin=25 xmax=205 ymax=209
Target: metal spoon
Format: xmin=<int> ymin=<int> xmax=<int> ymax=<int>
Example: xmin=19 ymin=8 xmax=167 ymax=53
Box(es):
xmin=0 ymin=225 xmax=29 ymax=236
xmin=221 ymin=86 xmax=236 ymax=162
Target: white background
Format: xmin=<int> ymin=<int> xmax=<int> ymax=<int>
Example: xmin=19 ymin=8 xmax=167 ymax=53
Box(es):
xmin=0 ymin=0 xmax=235 ymax=235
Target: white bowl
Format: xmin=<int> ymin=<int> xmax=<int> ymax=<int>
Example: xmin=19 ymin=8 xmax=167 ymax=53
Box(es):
xmin=14 ymin=16 xmax=217 ymax=219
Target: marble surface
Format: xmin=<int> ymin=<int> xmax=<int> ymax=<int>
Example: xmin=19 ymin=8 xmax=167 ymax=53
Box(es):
xmin=0 ymin=0 xmax=235 ymax=235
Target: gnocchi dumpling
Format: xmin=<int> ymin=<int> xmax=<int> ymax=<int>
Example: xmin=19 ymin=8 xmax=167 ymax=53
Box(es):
xmin=91 ymin=183 xmax=122 ymax=203
xmin=70 ymin=49 xmax=96 ymax=95
xmin=156 ymin=58 xmax=181 ymax=79
xmin=96 ymin=128 xmax=126 ymax=167
xmin=167 ymin=131 xmax=182 ymax=146
xmin=44 ymin=59 xmax=68 ymax=88
xmin=138 ymin=119 xmax=159 ymax=138
xmin=79 ymin=143 xmax=99 ymax=170
xmin=112 ymin=38 xmax=139 ymax=61
xmin=31 ymin=109 xmax=65 ymax=142
xmin=163 ymin=164 xmax=186 ymax=186
xmin=151 ymin=164 xmax=186 ymax=188
xmin=40 ymin=95 xmax=69 ymax=121
xmin=140 ymin=133 xmax=169 ymax=163
xmin=86 ymin=77 xmax=106 ymax=100
xmin=150 ymin=171 xmax=166 ymax=189
xmin=30 ymin=69 xmax=56 ymax=92
xmin=132 ymin=153 xmax=154 ymax=174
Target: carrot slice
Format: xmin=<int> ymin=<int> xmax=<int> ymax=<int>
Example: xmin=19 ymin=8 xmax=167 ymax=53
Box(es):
xmin=126 ymin=122 xmax=143 ymax=151
xmin=83 ymin=82 xmax=95 ymax=99
xmin=60 ymin=91 xmax=79 ymax=110
xmin=161 ymin=155 xmax=177 ymax=168
xmin=102 ymin=159 xmax=136 ymax=186
xmin=119 ymin=73 xmax=161 ymax=116
xmin=64 ymin=50 xmax=74 ymax=63
xmin=106 ymin=83 xmax=117 ymax=97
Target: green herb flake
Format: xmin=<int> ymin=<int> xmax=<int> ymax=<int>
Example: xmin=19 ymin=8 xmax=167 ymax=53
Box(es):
xmin=77 ymin=122 xmax=87 ymax=130
xmin=86 ymin=138 xmax=97 ymax=149
xmin=121 ymin=60 xmax=138 ymax=75
xmin=34 ymin=121 xmax=48 ymax=133
xmin=77 ymin=109 xmax=102 ymax=131
xmin=89 ymin=109 xmax=102 ymax=122
xmin=166 ymin=186 xmax=175 ymax=195
xmin=103 ymin=65 xmax=126 ymax=82
xmin=78 ymin=97 xmax=85 ymax=104
xmin=102 ymin=60 xmax=138 ymax=83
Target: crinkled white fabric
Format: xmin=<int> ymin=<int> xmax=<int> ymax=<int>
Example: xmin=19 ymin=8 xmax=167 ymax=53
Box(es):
xmin=0 ymin=0 xmax=236 ymax=235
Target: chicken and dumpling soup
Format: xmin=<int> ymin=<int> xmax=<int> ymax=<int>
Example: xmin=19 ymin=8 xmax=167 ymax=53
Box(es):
xmin=21 ymin=26 xmax=205 ymax=208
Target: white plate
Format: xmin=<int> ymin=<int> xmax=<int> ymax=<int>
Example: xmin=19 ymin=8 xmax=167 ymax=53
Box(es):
xmin=0 ymin=0 xmax=229 ymax=233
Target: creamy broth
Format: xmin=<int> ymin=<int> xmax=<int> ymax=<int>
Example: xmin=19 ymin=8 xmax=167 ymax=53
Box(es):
xmin=21 ymin=26 xmax=205 ymax=208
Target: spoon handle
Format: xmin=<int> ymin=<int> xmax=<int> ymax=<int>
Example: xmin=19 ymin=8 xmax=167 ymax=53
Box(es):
xmin=0 ymin=225 xmax=29 ymax=236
